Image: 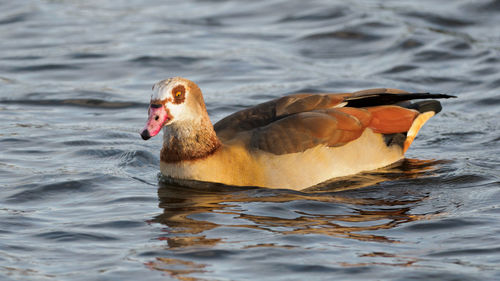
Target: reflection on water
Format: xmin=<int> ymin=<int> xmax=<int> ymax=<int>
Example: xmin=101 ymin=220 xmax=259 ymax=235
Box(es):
xmin=150 ymin=159 xmax=444 ymax=279
xmin=145 ymin=258 xmax=207 ymax=281
xmin=340 ymin=251 xmax=418 ymax=268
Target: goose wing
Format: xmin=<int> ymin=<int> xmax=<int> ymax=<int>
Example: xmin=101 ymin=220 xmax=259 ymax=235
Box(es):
xmin=214 ymin=88 xmax=454 ymax=154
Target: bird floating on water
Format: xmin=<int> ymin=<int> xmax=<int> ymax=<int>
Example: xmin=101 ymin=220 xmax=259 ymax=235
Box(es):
xmin=140 ymin=77 xmax=455 ymax=189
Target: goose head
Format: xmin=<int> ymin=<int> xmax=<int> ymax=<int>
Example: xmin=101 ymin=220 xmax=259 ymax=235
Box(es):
xmin=140 ymin=77 xmax=207 ymax=140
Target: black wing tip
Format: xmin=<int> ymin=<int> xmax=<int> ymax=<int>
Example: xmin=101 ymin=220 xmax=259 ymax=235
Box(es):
xmin=344 ymin=92 xmax=457 ymax=108
xmin=416 ymin=93 xmax=457 ymax=99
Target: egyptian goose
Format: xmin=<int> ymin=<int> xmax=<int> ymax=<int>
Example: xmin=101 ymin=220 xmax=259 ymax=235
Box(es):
xmin=140 ymin=77 xmax=454 ymax=189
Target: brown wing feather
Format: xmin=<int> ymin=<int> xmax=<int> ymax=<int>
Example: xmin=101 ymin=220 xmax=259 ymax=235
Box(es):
xmin=275 ymin=93 xmax=347 ymax=116
xmin=352 ymin=88 xmax=410 ymax=96
xmin=249 ymin=109 xmax=365 ymax=154
xmin=214 ymin=93 xmax=346 ymax=141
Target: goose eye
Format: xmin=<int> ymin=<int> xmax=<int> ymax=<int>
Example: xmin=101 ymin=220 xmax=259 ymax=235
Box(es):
xmin=171 ymin=85 xmax=186 ymax=104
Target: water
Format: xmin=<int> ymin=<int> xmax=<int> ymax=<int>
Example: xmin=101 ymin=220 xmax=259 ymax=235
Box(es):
xmin=1 ymin=0 xmax=499 ymax=280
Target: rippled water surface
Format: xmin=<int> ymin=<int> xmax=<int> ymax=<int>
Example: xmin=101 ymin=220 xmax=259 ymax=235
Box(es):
xmin=1 ymin=0 xmax=500 ymax=280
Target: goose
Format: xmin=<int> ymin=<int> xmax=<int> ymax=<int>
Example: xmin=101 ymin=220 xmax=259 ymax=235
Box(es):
xmin=140 ymin=77 xmax=454 ymax=189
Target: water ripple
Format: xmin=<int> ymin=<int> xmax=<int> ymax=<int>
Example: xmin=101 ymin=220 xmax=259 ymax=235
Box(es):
xmin=6 ymin=176 xmax=114 ymax=203
xmin=11 ymin=64 xmax=81 ymax=72
xmin=35 ymin=231 xmax=118 ymax=242
xmin=0 ymin=98 xmax=145 ymax=109
xmin=403 ymin=11 xmax=475 ymax=27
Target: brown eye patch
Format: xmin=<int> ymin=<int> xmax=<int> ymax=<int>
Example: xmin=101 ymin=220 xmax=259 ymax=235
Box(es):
xmin=171 ymin=85 xmax=186 ymax=104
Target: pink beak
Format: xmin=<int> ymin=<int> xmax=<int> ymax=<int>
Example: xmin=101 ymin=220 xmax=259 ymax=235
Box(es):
xmin=140 ymin=104 xmax=169 ymax=140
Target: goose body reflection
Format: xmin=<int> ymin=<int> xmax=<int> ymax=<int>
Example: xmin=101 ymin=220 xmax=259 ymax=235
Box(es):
xmin=149 ymin=159 xmax=445 ymax=279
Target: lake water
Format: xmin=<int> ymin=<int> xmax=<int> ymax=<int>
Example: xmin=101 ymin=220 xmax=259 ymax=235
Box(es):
xmin=1 ymin=0 xmax=500 ymax=280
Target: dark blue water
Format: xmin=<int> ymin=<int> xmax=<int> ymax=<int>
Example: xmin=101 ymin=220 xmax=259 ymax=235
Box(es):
xmin=1 ymin=0 xmax=500 ymax=280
